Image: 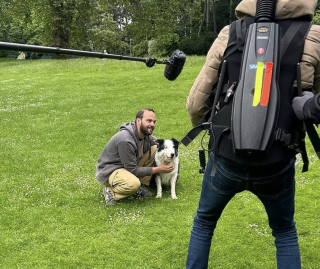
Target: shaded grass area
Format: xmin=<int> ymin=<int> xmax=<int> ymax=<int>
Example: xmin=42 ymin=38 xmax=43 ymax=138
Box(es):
xmin=0 ymin=57 xmax=319 ymax=268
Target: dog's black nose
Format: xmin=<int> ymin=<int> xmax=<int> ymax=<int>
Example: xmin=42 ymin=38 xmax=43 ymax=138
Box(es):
xmin=171 ymin=153 xmax=174 ymax=158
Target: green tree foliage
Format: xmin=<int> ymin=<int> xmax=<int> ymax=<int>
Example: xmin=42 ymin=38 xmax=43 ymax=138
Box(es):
xmin=123 ymin=0 xmax=182 ymax=56
xmin=88 ymin=15 xmax=129 ymax=54
xmin=177 ymin=0 xmax=241 ymax=56
xmin=2 ymin=0 xmax=317 ymax=56
xmin=0 ymin=1 xmax=30 ymax=43
xmin=0 ymin=0 xmax=241 ymax=56
xmin=1 ymin=0 xmax=96 ymax=50
xmin=313 ymin=2 xmax=320 ymax=25
xmin=313 ymin=14 xmax=320 ymax=25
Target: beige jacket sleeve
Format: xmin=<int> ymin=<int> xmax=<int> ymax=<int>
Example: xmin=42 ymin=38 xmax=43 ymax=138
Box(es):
xmin=186 ymin=26 xmax=229 ymax=126
xmin=300 ymin=24 xmax=320 ymax=93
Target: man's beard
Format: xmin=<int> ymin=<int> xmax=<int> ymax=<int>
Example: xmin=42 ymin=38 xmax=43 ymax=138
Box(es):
xmin=140 ymin=123 xmax=153 ymax=136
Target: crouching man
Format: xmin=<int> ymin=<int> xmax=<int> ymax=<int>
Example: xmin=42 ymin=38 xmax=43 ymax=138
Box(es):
xmin=96 ymin=108 xmax=175 ymax=205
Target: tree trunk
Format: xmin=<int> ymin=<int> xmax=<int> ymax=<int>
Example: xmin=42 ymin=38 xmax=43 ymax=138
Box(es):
xmin=206 ymin=0 xmax=210 ymax=30
xmin=198 ymin=1 xmax=207 ymax=36
xmin=52 ymin=23 xmax=70 ymax=49
xmin=49 ymin=0 xmax=73 ymax=58
xmin=229 ymin=0 xmax=233 ymax=23
xmin=212 ymin=0 xmax=217 ymax=34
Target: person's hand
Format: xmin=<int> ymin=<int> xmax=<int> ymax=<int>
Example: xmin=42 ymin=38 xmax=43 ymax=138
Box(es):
xmin=153 ymin=164 xmax=175 ymax=174
xmin=292 ymin=91 xmax=314 ymax=120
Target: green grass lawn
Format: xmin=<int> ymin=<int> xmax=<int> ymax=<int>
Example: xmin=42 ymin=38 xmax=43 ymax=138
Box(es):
xmin=0 ymin=56 xmax=319 ymax=269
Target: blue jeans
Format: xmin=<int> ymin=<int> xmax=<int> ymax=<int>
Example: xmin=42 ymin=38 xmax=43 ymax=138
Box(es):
xmin=186 ymin=153 xmax=300 ymax=269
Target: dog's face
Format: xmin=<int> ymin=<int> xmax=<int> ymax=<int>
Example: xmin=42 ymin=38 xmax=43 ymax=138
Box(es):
xmin=156 ymin=138 xmax=180 ymax=163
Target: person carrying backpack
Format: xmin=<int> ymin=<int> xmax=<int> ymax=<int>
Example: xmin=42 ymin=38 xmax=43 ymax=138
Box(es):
xmin=185 ymin=0 xmax=319 ymax=268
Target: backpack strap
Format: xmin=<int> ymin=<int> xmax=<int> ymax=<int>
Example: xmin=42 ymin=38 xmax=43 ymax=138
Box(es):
xmin=296 ymin=62 xmax=320 ymax=172
xmin=274 ymin=21 xmax=311 ymax=145
xmin=305 ymin=124 xmax=320 ymax=159
xmin=295 ymin=64 xmax=309 ymax=172
xmin=180 ymin=110 xmax=210 ymax=146
xmin=293 ymin=21 xmax=320 ymax=172
xmin=223 ymin=17 xmax=255 ymax=59
xmin=204 ymin=18 xmax=254 ymax=111
xmin=280 ymin=21 xmax=311 ymax=59
xmin=181 ymin=60 xmax=228 ymax=146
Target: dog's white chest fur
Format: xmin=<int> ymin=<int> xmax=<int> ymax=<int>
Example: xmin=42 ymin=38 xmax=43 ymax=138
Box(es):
xmin=154 ymin=139 xmax=180 ymax=199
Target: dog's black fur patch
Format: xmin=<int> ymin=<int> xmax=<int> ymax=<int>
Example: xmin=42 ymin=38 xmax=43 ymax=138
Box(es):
xmin=156 ymin=138 xmax=180 ymax=157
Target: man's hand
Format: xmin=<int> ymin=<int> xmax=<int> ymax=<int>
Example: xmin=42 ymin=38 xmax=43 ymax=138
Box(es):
xmin=152 ymin=164 xmax=175 ymax=174
xmin=292 ymin=91 xmax=314 ymax=120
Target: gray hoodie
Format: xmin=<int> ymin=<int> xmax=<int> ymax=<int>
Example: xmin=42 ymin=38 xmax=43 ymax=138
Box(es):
xmin=96 ymin=121 xmax=157 ymax=184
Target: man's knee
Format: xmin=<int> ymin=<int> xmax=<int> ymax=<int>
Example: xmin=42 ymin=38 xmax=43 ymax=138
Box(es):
xmin=107 ymin=169 xmax=141 ymax=199
xmin=128 ymin=178 xmax=141 ymax=192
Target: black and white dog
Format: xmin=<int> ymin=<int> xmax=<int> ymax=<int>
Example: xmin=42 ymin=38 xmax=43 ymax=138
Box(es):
xmin=154 ymin=138 xmax=180 ymax=199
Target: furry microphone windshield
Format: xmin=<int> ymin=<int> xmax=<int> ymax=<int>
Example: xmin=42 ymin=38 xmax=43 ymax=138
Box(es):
xmin=164 ymin=50 xmax=186 ymax=81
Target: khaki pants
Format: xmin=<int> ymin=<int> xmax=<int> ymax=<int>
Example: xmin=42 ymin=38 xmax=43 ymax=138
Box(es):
xmin=105 ymin=145 xmax=156 ymax=200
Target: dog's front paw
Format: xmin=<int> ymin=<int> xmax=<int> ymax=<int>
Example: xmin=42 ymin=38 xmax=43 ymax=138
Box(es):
xmin=156 ymin=195 xmax=162 ymax=199
xmin=171 ymin=195 xmax=178 ymax=199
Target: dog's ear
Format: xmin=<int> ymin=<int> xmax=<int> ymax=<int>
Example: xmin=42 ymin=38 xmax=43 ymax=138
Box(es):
xmin=156 ymin=139 xmax=164 ymax=146
xmin=172 ymin=138 xmax=181 ymax=147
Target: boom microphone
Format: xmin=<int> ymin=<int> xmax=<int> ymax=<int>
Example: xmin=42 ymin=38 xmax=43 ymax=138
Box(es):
xmin=0 ymin=41 xmax=186 ymax=81
xmin=164 ymin=50 xmax=186 ymax=81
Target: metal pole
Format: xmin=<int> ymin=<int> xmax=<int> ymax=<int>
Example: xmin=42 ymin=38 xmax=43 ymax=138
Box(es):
xmin=0 ymin=41 xmax=168 ymax=66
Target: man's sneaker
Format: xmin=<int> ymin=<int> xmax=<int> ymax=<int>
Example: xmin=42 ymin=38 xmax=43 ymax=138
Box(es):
xmin=134 ymin=186 xmax=153 ymax=199
xmin=103 ymin=187 xmax=116 ymax=205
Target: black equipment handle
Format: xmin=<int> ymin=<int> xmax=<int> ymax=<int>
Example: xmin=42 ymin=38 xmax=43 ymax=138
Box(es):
xmin=199 ymin=150 xmax=206 ymax=174
xmin=255 ymin=0 xmax=277 ymax=22
xmin=211 ymin=60 xmax=227 ymax=117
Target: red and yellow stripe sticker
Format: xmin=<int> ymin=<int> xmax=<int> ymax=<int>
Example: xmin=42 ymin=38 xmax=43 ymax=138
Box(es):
xmin=253 ymin=62 xmax=273 ymax=107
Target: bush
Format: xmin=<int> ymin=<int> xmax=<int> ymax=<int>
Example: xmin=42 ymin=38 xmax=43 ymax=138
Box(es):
xmin=313 ymin=13 xmax=320 ymax=25
xmin=132 ymin=40 xmax=149 ymax=57
xmin=179 ymin=32 xmax=217 ymax=56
